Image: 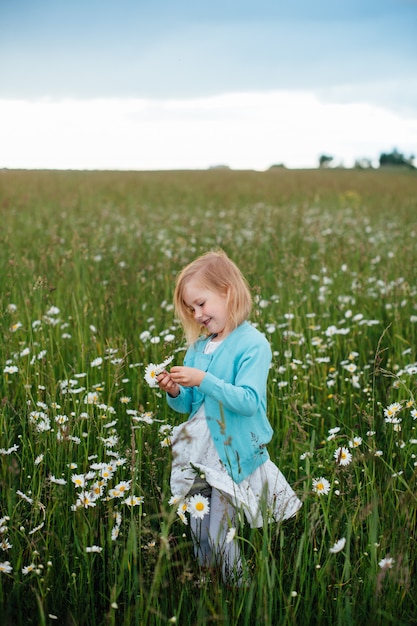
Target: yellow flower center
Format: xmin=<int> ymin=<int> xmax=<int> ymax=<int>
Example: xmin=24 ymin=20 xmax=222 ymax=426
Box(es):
xmin=196 ymin=502 xmax=204 ymax=511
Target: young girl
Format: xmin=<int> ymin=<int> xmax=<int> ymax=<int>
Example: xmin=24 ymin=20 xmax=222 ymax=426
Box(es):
xmin=157 ymin=250 xmax=301 ymax=583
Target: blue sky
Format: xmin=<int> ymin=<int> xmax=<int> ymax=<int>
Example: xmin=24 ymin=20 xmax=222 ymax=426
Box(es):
xmin=1 ymin=0 xmax=416 ymax=169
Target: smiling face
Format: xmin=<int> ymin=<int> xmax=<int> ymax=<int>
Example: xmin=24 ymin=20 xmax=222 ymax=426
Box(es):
xmin=182 ymin=279 xmax=230 ymax=341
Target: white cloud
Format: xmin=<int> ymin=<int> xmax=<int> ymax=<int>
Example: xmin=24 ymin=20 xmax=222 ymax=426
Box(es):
xmin=1 ymin=91 xmax=416 ymax=171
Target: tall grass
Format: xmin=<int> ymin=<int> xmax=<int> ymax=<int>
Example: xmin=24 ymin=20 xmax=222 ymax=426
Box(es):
xmin=0 ymin=168 xmax=417 ymax=625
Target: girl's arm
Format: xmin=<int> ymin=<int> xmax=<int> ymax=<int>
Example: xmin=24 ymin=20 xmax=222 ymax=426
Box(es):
xmin=166 ymin=384 xmax=194 ymax=414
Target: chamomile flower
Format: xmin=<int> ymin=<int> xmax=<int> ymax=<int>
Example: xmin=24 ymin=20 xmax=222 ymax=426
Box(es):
xmin=123 ymin=495 xmax=144 ymax=506
xmin=176 ymin=501 xmax=189 ymax=524
xmin=349 ymin=436 xmax=362 ymax=448
xmin=383 ymin=402 xmax=402 ymax=418
xmin=22 ymin=563 xmax=37 ymax=575
xmin=144 ymin=364 xmax=160 ymax=388
xmin=344 ymin=363 xmax=357 ymax=373
xmin=108 ymin=488 xmax=122 ymax=499
xmin=379 ymin=557 xmax=394 ymax=569
xmin=84 ymin=391 xmax=99 ymax=405
xmin=49 ymin=475 xmax=67 ymax=485
xmin=100 ymin=467 xmax=114 ymax=481
xmin=329 ymin=537 xmax=346 ymax=553
xmin=0 ymin=539 xmax=12 ymax=550
xmin=169 ymin=494 xmax=183 ymax=506
xmin=187 ymin=494 xmax=210 ymax=519
xmin=312 ymin=477 xmax=331 ymax=496
xmin=0 ymin=444 xmax=19 ymax=455
xmin=144 ymin=356 xmax=174 ymax=388
xmin=334 ymin=447 xmax=352 ymax=466
xmin=0 ymin=561 xmax=13 ymax=574
xmin=85 ymin=545 xmax=102 ymax=553
xmin=328 ymin=427 xmax=340 ymax=435
xmin=71 ymin=474 xmax=86 ymax=488
xmin=75 ymin=491 xmax=97 ymax=509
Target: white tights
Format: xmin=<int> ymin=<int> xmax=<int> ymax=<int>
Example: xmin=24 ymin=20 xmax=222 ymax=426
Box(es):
xmin=190 ymin=488 xmax=243 ymax=583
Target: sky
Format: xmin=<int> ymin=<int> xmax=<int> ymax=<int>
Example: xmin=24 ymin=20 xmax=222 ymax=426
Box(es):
xmin=1 ymin=0 xmax=416 ymax=170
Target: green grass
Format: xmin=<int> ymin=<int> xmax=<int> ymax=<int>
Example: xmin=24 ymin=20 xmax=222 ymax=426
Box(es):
xmin=1 ymin=167 xmax=417 ymax=625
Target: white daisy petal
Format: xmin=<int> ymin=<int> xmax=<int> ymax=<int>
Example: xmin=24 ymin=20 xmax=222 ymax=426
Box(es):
xmin=329 ymin=537 xmax=346 ymax=553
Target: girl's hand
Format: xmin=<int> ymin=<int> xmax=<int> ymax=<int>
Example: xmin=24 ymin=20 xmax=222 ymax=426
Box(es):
xmin=156 ymin=371 xmax=180 ymax=397
xmin=169 ymin=366 xmax=205 ymax=388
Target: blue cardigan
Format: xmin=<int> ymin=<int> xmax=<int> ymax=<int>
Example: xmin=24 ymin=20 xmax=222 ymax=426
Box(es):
xmin=167 ymin=321 xmax=273 ymax=483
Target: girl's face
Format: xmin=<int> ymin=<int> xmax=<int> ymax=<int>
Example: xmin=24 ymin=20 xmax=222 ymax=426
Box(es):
xmin=182 ymin=279 xmax=230 ymax=340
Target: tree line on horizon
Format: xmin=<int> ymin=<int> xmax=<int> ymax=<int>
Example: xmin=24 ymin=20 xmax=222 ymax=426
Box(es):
xmin=318 ymin=148 xmax=415 ymax=170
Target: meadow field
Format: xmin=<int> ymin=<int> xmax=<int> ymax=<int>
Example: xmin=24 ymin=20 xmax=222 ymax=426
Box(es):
xmin=0 ymin=167 xmax=417 ymax=625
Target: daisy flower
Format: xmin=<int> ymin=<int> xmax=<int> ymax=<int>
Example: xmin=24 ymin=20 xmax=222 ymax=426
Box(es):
xmin=71 ymin=474 xmax=86 ymax=488
xmin=0 ymin=539 xmax=12 ymax=550
xmin=115 ymin=480 xmax=132 ymax=494
xmin=0 ymin=561 xmax=13 ymax=574
xmin=379 ymin=556 xmax=394 ymax=569
xmin=349 ymin=436 xmax=362 ymax=448
xmin=84 ymin=391 xmax=99 ymax=405
xmin=16 ymin=490 xmax=33 ymax=504
xmin=100 ymin=467 xmax=114 ymax=481
xmin=75 ymin=491 xmax=98 ymax=509
xmin=123 ymin=495 xmax=144 ymax=506
xmin=328 ymin=427 xmax=341 ymax=435
xmin=344 ymin=363 xmax=357 ymax=373
xmin=144 ymin=356 xmax=174 ymax=388
xmin=169 ymin=494 xmax=183 ymax=506
xmin=383 ymin=402 xmax=402 ymax=418
xmin=91 ymin=481 xmax=105 ymax=497
xmin=49 ymin=475 xmax=67 ymax=485
xmin=334 ymin=447 xmax=352 ymax=466
xmin=312 ymin=477 xmax=331 ymax=496
xmin=187 ymin=494 xmax=210 ymax=519
xmin=22 ymin=563 xmax=37 ymax=575
xmin=0 ymin=444 xmax=19 ymax=455
xmin=85 ymin=545 xmax=102 ymax=553
xmin=329 ymin=537 xmax=346 ymax=553
xmin=108 ymin=488 xmax=122 ymax=499
xmin=176 ymin=501 xmax=189 ymax=524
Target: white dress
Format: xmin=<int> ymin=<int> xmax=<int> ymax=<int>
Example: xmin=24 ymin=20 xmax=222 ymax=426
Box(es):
xmin=170 ymin=340 xmax=302 ymax=528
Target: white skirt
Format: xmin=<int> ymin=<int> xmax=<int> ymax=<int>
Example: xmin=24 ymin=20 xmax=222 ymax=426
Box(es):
xmin=170 ymin=407 xmax=302 ymax=528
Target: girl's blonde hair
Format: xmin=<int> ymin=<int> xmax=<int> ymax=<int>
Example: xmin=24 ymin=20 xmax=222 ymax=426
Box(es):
xmin=174 ymin=249 xmax=252 ymax=345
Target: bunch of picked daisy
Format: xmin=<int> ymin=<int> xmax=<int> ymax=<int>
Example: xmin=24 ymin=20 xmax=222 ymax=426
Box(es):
xmin=144 ymin=356 xmax=174 ymax=388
